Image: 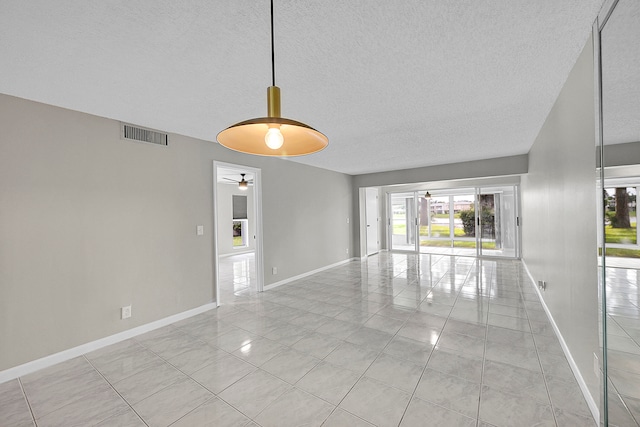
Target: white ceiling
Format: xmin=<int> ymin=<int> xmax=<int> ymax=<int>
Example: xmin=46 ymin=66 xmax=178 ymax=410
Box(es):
xmin=0 ymin=1 xmax=605 ymax=175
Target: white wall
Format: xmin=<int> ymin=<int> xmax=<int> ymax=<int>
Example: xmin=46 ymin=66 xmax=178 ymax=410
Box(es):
xmin=0 ymin=93 xmax=353 ymax=371
xmin=216 ymin=183 xmax=255 ymax=256
xmin=521 ymin=37 xmax=599 ymax=400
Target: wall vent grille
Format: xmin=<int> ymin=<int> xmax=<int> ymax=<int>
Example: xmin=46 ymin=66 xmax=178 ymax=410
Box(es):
xmin=121 ymin=123 xmax=168 ymax=146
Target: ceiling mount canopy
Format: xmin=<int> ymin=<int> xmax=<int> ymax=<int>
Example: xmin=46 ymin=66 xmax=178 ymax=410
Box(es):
xmin=217 ymin=0 xmax=328 ymax=157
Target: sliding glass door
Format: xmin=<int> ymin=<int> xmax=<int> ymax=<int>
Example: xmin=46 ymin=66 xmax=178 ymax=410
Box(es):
xmin=388 ymin=185 xmax=519 ymax=258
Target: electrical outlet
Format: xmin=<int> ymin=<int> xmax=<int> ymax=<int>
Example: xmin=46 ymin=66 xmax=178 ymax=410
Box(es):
xmin=272 ymin=267 xmax=277 ymax=275
xmin=121 ymin=305 xmax=132 ymax=319
xmin=196 ymin=225 xmax=204 ymax=236
xmin=346 ymin=248 xmax=349 ymax=255
xmin=346 ymin=217 xmax=350 ymax=224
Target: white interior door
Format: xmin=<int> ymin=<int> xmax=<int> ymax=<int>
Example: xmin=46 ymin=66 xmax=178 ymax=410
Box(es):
xmin=365 ymin=188 xmax=380 ymax=255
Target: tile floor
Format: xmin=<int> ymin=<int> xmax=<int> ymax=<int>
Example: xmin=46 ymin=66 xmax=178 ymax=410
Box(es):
xmin=217 ymin=252 xmax=257 ymax=302
xmin=603 ymin=264 xmax=640 ymax=426
xmin=0 ymin=253 xmax=596 ymax=426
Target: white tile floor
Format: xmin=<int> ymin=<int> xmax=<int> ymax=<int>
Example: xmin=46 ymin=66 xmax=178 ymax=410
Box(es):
xmin=603 ymin=264 xmax=640 ymax=426
xmin=0 ymin=253 xmax=596 ymax=426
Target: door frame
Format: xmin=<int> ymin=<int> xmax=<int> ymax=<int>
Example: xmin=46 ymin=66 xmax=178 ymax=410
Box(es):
xmin=213 ymin=161 xmax=264 ymax=306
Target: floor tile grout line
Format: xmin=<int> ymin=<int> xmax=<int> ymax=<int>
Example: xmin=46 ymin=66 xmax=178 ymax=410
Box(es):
xmin=476 ymin=260 xmax=494 ymax=425
xmin=81 ymin=354 xmax=150 ymax=426
xmin=397 ymin=257 xmax=479 ymax=426
xmin=17 ymin=377 xmax=37 ymax=427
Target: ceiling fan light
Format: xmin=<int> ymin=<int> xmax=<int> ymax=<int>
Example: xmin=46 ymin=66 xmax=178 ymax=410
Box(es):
xmin=239 ymin=180 xmax=248 ymax=190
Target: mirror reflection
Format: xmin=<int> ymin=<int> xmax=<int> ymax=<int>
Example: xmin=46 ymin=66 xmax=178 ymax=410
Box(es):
xmin=601 ymin=0 xmax=640 ymax=424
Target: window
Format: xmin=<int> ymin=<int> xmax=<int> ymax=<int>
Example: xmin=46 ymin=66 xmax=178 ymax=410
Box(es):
xmin=232 ymin=195 xmax=248 ymax=248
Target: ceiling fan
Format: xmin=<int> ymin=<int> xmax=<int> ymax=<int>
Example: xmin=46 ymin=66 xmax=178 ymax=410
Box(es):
xmin=223 ymin=173 xmax=253 ymax=190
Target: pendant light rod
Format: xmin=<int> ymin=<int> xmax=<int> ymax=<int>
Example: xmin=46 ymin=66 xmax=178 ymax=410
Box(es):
xmin=270 ymin=0 xmax=276 ymax=87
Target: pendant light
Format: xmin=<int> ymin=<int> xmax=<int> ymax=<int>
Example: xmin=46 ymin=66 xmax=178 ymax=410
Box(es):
xmin=217 ymin=0 xmax=328 ymax=156
xmin=424 ymin=192 xmax=432 ymax=199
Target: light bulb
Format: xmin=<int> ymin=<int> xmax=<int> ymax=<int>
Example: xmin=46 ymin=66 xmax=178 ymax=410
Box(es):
xmin=265 ymin=127 xmax=284 ymax=150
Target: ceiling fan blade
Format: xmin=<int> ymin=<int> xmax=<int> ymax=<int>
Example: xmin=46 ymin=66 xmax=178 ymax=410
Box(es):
xmin=223 ymin=177 xmax=238 ymax=183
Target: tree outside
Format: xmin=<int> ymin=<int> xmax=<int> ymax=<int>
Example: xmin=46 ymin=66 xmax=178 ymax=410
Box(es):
xmin=613 ymin=187 xmax=631 ymax=228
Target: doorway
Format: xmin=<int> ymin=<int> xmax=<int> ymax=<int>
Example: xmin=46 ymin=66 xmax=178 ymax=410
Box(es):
xmin=213 ymin=161 xmax=264 ymax=305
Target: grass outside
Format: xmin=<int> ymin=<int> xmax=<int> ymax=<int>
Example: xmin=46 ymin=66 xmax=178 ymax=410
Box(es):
xmin=605 ymin=225 xmax=637 ymax=244
xmin=233 ymin=236 xmax=243 ymax=246
xmin=394 ymin=224 xmax=467 ymax=237
xmin=420 ymin=240 xmax=496 ymax=249
xmin=432 ymin=213 xmax=461 ymax=219
xmin=605 ymin=248 xmax=640 ymax=258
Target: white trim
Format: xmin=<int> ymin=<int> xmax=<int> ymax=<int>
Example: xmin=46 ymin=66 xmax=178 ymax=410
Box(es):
xmin=521 ymin=261 xmax=599 ymax=423
xmin=264 ymin=258 xmax=357 ymax=291
xmin=0 ymin=302 xmax=216 ymax=384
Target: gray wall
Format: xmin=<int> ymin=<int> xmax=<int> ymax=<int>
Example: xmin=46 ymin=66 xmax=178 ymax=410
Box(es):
xmin=0 ymin=94 xmax=352 ymax=371
xmin=521 ymin=38 xmax=599 ymax=399
xmin=216 ymin=183 xmax=255 ymax=256
xmin=601 ymin=140 xmax=640 ymax=167
xmin=353 ymin=155 xmax=528 ymax=188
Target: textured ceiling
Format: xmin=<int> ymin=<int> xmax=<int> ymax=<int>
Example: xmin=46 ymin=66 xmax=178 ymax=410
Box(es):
xmin=601 ymin=0 xmax=640 ymax=146
xmin=0 ymin=0 xmax=605 ymax=175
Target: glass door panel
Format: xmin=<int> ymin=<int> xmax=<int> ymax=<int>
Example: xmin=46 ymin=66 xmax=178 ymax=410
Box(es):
xmin=452 ymin=194 xmax=476 ymax=254
xmin=419 ymin=190 xmax=477 ymax=255
xmin=421 ymin=195 xmax=451 ymax=250
xmin=390 ymin=192 xmax=416 ymax=251
xmin=478 ymin=186 xmax=517 ymax=258
xmin=600 ymin=0 xmax=640 ymax=423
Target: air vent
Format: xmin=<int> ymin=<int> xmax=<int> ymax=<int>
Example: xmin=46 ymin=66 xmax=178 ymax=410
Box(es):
xmin=121 ymin=123 xmax=168 ymax=146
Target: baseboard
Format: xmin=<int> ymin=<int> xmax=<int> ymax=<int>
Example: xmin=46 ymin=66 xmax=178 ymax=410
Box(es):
xmin=0 ymin=301 xmax=217 ymax=384
xmin=264 ymin=258 xmax=357 ymax=291
xmin=521 ymin=261 xmax=599 ymax=424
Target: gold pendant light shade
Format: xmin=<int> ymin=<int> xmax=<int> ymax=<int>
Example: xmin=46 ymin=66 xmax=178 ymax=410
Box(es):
xmin=217 ymin=86 xmax=328 ymax=157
